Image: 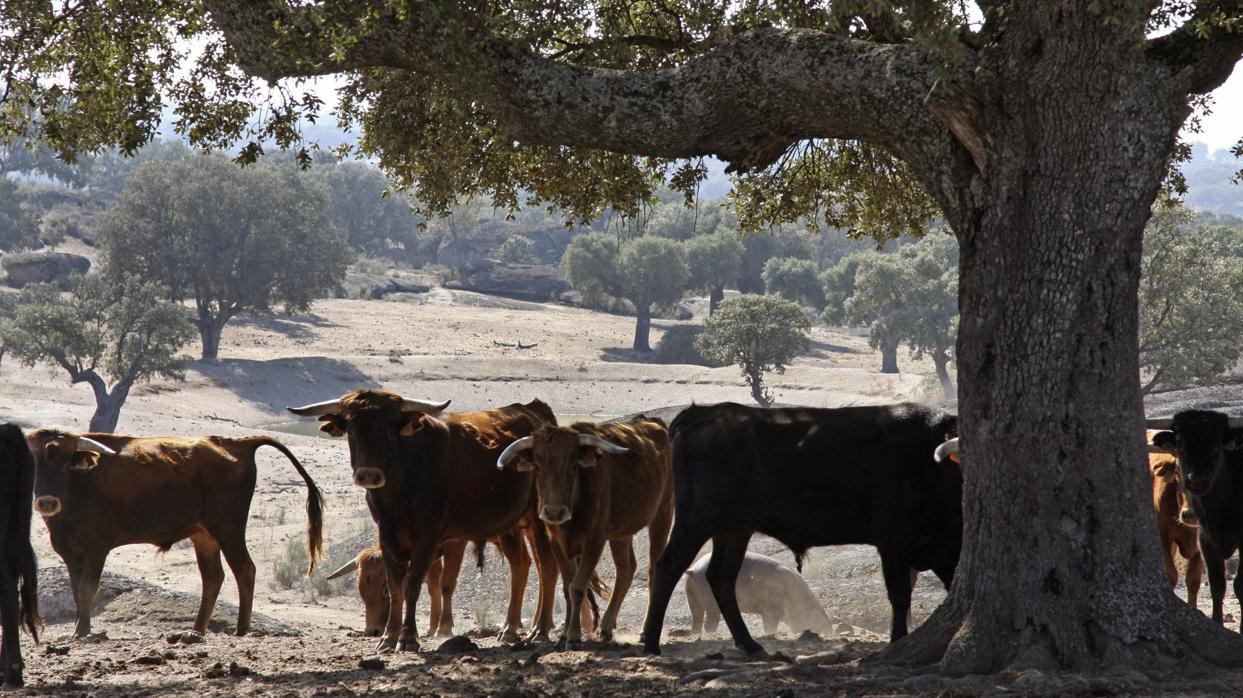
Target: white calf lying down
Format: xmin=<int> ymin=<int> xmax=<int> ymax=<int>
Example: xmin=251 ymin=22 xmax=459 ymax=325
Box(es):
xmin=684 ymin=551 xmax=833 ymax=636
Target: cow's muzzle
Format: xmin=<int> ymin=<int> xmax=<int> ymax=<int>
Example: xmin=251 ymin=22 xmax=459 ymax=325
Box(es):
xmin=35 ymin=496 xmax=62 ymax=518
xmin=353 ymin=468 xmax=386 ymax=490
xmin=539 ymin=505 xmax=571 ymax=525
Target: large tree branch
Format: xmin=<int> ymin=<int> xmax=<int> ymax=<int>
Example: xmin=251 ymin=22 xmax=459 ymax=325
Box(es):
xmin=1146 ymin=1 xmax=1243 ymax=95
xmin=203 ymin=1 xmax=955 ymax=174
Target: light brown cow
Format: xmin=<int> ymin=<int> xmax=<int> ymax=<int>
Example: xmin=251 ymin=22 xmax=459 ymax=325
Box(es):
xmin=28 ymin=430 xmax=322 ymax=638
xmin=497 ymin=416 xmax=673 ymax=647
xmin=1148 ymin=431 xmax=1203 ymax=607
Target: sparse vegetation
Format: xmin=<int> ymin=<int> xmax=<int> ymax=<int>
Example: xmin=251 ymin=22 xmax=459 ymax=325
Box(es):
xmin=696 ymin=295 xmax=810 ymax=406
xmin=495 ymin=235 xmax=538 ymax=264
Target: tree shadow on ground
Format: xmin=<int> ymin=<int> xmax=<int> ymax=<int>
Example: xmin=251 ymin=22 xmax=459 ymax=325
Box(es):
xmin=192 ymin=356 xmax=380 ymax=413
xmin=229 ymin=312 xmax=342 ymax=340
xmin=803 ymin=338 xmax=863 ymax=359
xmin=600 ymin=324 xmax=712 ymax=366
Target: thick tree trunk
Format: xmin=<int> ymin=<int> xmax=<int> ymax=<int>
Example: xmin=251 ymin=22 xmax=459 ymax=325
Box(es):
xmin=197 ymin=313 xmax=228 ymax=362
xmin=633 ymin=304 xmax=652 ymax=352
xmin=748 ymin=369 xmax=771 ymax=407
xmin=879 ymin=337 xmax=899 ymax=374
xmin=83 ymin=375 xmax=128 ymax=433
xmin=932 ymin=348 xmax=953 ymax=402
xmin=880 ymin=9 xmax=1243 ymax=673
xmin=708 ymin=285 xmax=724 ymax=315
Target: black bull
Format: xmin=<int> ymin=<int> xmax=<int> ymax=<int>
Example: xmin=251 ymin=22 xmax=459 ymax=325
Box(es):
xmin=640 ymin=402 xmax=961 ymax=656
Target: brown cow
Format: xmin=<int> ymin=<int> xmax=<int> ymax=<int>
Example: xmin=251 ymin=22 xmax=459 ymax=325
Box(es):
xmin=288 ymin=390 xmax=558 ymax=652
xmin=27 ymin=430 xmax=323 ymax=638
xmin=1148 ymin=432 xmax=1204 ymax=607
xmin=497 ymin=416 xmax=673 ymax=647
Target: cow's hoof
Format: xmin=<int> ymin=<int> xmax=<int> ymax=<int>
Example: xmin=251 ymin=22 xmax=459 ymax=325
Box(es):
xmin=641 ymin=644 xmax=661 ymax=656
xmin=498 ymin=628 xmax=522 ymax=644
xmin=739 ymin=642 xmax=766 ymax=658
xmin=600 ymin=629 xmax=614 ymax=643
xmin=434 ymin=627 xmax=454 ymax=639
xmin=395 ymin=636 xmax=420 ymax=653
xmin=375 ymin=638 xmax=398 ymax=654
xmin=554 ymin=636 xmax=583 ymax=651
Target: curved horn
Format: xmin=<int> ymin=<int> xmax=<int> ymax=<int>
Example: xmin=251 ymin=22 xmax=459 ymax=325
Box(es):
xmin=288 ymin=399 xmax=343 ymax=417
xmin=325 ymin=558 xmax=359 ymax=581
xmin=578 ymin=434 xmax=630 ymax=454
xmin=401 ymin=398 xmax=451 ymax=414
xmin=76 ymin=437 xmax=116 ymax=455
xmin=496 ymin=436 xmax=534 ymax=470
xmin=934 ymin=438 xmax=959 ymax=463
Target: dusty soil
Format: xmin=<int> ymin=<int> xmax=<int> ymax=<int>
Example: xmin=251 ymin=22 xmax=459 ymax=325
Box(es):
xmin=2 ymin=284 xmax=1242 ymax=695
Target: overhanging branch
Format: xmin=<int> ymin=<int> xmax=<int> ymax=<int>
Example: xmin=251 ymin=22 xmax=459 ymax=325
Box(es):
xmin=1146 ymin=1 xmax=1243 ymax=95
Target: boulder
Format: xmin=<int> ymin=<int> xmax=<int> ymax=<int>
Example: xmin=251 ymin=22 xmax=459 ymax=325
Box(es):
xmin=2 ymin=251 xmax=90 ymax=289
xmin=445 ymin=262 xmax=570 ymax=302
xmin=342 ymin=272 xmax=432 ymax=300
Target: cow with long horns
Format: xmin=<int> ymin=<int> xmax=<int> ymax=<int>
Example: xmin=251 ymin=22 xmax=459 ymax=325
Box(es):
xmin=26 ymin=429 xmax=322 ymax=638
xmin=497 ymin=416 xmax=673 ymax=648
xmin=288 ymin=390 xmax=559 ymax=652
xmin=1150 ymin=410 xmax=1243 ymax=628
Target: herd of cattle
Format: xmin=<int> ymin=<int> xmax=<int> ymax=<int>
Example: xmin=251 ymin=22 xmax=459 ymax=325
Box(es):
xmin=2 ymin=390 xmax=1243 ymax=688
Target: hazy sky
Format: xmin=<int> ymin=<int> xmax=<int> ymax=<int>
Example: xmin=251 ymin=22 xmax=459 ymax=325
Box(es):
xmin=1196 ymin=64 xmax=1242 ymax=153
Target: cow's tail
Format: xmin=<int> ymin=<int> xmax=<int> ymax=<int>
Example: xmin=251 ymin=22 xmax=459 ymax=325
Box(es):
xmin=589 ymin=571 xmax=611 ymax=604
xmin=15 ymin=440 xmax=41 ymax=641
xmin=255 ymin=437 xmax=324 ymax=574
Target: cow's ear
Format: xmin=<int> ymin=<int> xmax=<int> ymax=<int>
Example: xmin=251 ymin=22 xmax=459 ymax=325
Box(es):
xmin=511 ymin=455 xmax=536 ymax=472
xmin=71 ymin=450 xmax=102 ymax=471
xmin=1225 ymin=428 xmax=1243 ymax=452
xmin=578 ymin=447 xmax=599 ymax=469
xmin=318 ymin=415 xmax=346 ymax=438
xmin=399 ymin=415 xmax=426 ymax=437
xmin=1152 ymin=431 xmax=1178 ymax=452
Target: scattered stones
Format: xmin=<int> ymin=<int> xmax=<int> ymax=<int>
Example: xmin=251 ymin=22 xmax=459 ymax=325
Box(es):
xmin=203 ymin=662 xmax=227 ymax=678
xmin=436 ymin=635 xmax=480 ymax=654
xmin=166 ymin=631 xmax=205 ymax=645
xmin=358 ymin=657 xmax=386 ymax=671
xmin=133 ymin=654 xmax=166 ymax=666
xmin=703 ymin=652 xmax=725 ymax=661
xmin=228 ymin=661 xmax=251 ymax=677
xmin=45 ymin=645 xmax=70 ymax=656
xmin=796 ymin=630 xmax=821 ymax=642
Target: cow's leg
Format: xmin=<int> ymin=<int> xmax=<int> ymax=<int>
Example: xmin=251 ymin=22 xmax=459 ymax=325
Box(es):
xmin=706 ymin=529 xmax=762 ymax=656
xmin=74 ymin=553 xmax=107 ymax=639
xmin=1233 ymin=550 xmax=1243 ymax=632
xmin=217 ymin=534 xmax=256 ymax=636
xmin=378 ymin=549 xmax=409 ymax=652
xmin=641 ymin=520 xmax=712 ymax=654
xmin=424 ymin=555 xmax=444 ymax=638
xmin=600 ymin=537 xmax=636 ymax=642
xmin=687 ymin=584 xmax=705 ymax=636
xmin=396 ymin=544 xmax=438 ymax=652
xmin=761 ymin=610 xmax=781 ymax=636
xmin=0 ymin=569 xmax=21 ymax=688
xmin=436 ymin=541 xmax=466 ymax=638
xmin=525 ymin=521 xmax=558 ymax=642
xmin=932 ymin=563 xmax=955 ymax=590
xmin=1160 ymin=528 xmax=1179 ymax=589
xmin=562 ymin=538 xmax=605 ymax=649
xmin=190 ymin=533 xmax=225 ymax=635
xmin=880 ymin=553 xmax=915 ymax=642
xmin=705 ymin=606 xmax=722 ymax=634
xmin=1185 ymin=545 xmax=1205 ymax=609
xmin=496 ymin=531 xmax=530 ymax=643
xmin=1201 ymin=536 xmax=1227 ymax=624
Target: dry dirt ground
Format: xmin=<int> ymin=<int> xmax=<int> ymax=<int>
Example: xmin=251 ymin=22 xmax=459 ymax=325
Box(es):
xmin=2 ymin=286 xmax=1242 ymax=696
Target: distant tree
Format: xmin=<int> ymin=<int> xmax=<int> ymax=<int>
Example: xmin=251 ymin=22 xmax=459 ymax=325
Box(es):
xmin=0 ymin=179 xmax=39 ymax=251
xmin=645 ymin=200 xmax=699 ymax=240
xmin=96 ymin=154 xmax=352 ymax=361
xmin=563 ymin=233 xmax=688 ymax=351
xmin=738 ymin=228 xmax=814 ymax=293
xmin=762 ymin=256 xmax=825 ymax=308
xmin=496 ymin=235 xmax=538 ymax=264
xmin=1 ymin=274 xmax=194 ymax=432
xmin=686 ymin=232 xmax=743 ymax=314
xmin=835 ymin=236 xmax=960 ymax=378
xmin=0 ymin=136 xmax=90 ymax=187
xmin=316 ymin=161 xmax=420 ymax=255
xmin=1139 ymin=205 xmax=1243 ymax=394
xmin=820 ymin=253 xmax=867 ymax=326
xmin=696 ymin=294 xmax=810 ymax=406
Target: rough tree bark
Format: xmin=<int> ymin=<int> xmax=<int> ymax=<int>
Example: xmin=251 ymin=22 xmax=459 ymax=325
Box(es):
xmin=78 ymin=371 xmax=129 ymax=433
xmin=931 ymin=347 xmax=953 ymax=402
xmin=879 ymin=337 xmax=900 ymax=374
xmin=708 ymin=285 xmax=724 ymax=315
xmin=633 ymin=304 xmax=652 ymax=353
xmin=202 ymin=0 xmax=1243 ymax=674
xmin=196 ymin=307 xmax=233 ymax=363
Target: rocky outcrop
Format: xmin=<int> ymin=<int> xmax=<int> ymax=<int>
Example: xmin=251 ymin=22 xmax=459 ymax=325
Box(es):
xmin=445 ymin=262 xmax=570 ymax=302
xmin=2 ymin=251 xmax=90 ymax=289
xmin=342 ymin=272 xmax=432 ymax=299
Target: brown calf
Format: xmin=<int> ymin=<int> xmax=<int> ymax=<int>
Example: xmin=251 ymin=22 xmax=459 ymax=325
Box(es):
xmin=27 ymin=430 xmax=322 ymax=638
xmin=1148 ymin=441 xmax=1203 ymax=607
xmin=497 ymin=416 xmax=673 ymax=647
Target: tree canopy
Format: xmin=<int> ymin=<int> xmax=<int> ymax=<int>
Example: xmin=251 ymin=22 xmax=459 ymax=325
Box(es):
xmin=0 ymin=178 xmax=39 ymax=251
xmin=1 ymin=273 xmax=194 ymax=432
xmin=685 ymin=231 xmax=744 ymax=314
xmin=95 ymin=153 xmax=352 ymax=360
xmin=315 ymin=160 xmax=421 ymax=255
xmin=696 ymin=294 xmax=810 ymax=406
xmin=762 ymin=256 xmax=825 ymax=309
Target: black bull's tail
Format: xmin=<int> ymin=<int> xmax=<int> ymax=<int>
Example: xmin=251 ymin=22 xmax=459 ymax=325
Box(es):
xmin=19 ymin=537 xmax=39 ymax=641
xmin=254 ymin=437 xmax=324 ymax=573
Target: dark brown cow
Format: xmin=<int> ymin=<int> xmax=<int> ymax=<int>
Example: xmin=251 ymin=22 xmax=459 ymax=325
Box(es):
xmin=497 ymin=416 xmax=673 ymax=647
xmin=288 ymin=390 xmax=558 ymax=652
xmin=1147 ymin=434 xmax=1204 ymax=607
xmin=27 ymin=429 xmax=323 ymax=638
xmin=1 ymin=424 xmax=40 ymax=688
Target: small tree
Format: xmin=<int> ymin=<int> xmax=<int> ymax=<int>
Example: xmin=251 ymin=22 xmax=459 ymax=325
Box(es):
xmin=1139 ymin=205 xmax=1243 ymax=394
xmin=737 ymin=228 xmax=815 ymax=294
xmin=762 ymin=256 xmax=825 ymax=308
xmin=0 ymin=178 xmax=39 ymax=251
xmin=899 ymin=234 xmax=959 ymax=400
xmin=563 ymin=233 xmax=688 ymax=351
xmin=820 ymin=253 xmax=867 ymax=326
xmin=1 ymin=274 xmax=194 ymax=432
xmin=97 ymin=154 xmax=352 ymax=361
xmin=685 ymin=231 xmax=743 ymax=314
xmin=696 ymin=294 xmax=810 ymax=406
xmin=844 ymin=253 xmax=908 ymax=373
xmin=495 ymin=235 xmax=538 ymax=264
